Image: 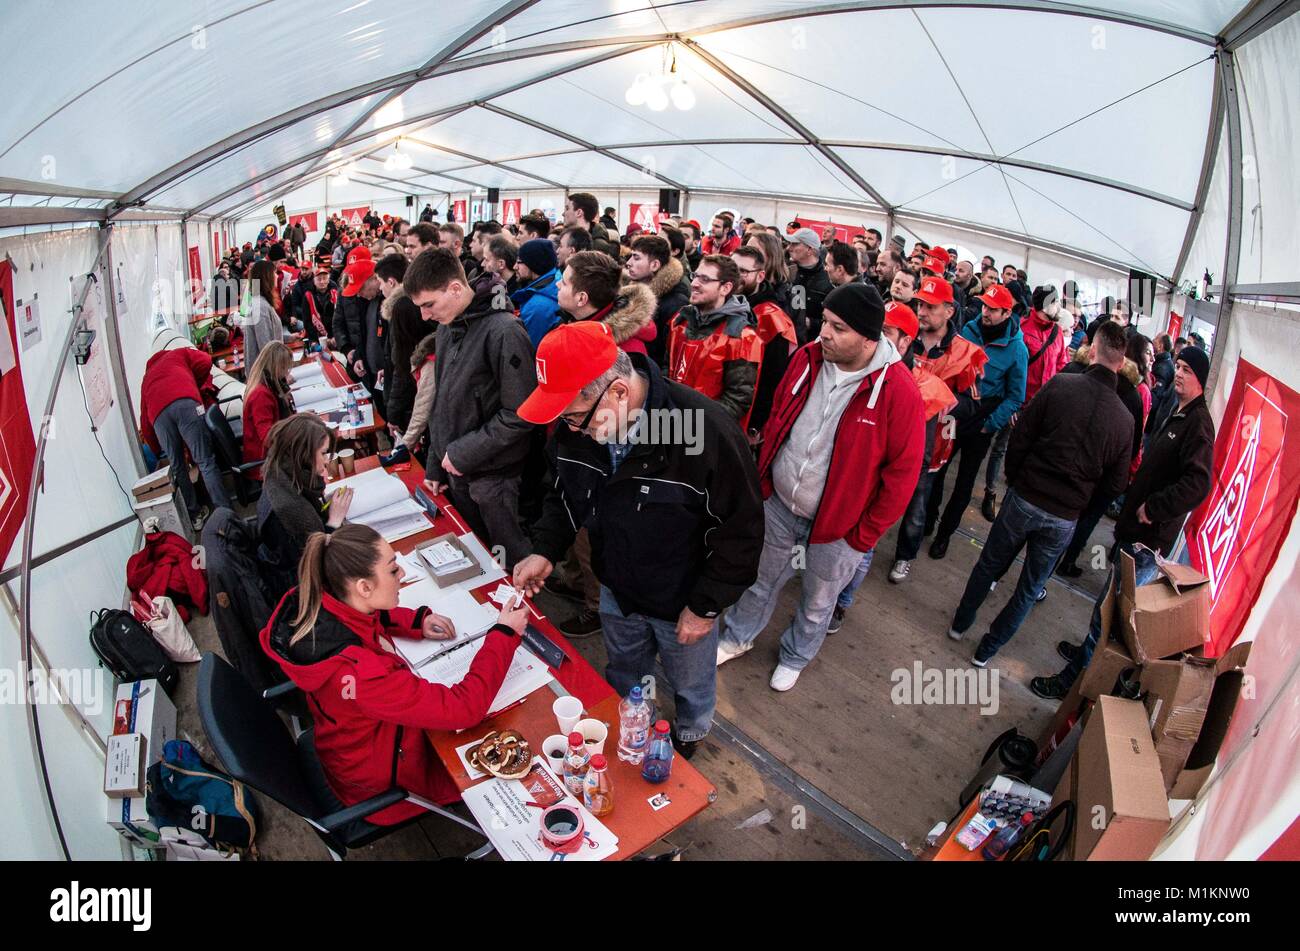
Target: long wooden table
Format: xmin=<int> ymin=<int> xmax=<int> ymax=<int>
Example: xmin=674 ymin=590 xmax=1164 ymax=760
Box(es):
xmin=338 ymin=455 xmax=718 ymax=860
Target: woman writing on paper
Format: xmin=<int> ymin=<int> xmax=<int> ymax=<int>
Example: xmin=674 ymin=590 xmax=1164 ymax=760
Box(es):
xmin=257 ymin=414 xmax=353 ymax=598
xmin=261 ymin=523 xmax=529 ymax=824
xmin=241 ymin=341 xmax=294 ymax=477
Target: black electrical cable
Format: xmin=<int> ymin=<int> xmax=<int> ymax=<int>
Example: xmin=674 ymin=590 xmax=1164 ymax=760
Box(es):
xmin=75 ymin=357 xmax=133 ymax=507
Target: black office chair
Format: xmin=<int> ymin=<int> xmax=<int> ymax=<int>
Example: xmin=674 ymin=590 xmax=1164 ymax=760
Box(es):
xmin=205 ymin=401 xmax=262 ymax=506
xmin=196 ymin=653 xmax=494 ymax=860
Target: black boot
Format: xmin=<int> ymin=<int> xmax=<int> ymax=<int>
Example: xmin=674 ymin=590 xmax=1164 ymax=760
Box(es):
xmin=981 ymin=490 xmax=997 ymax=522
xmin=928 ymin=535 xmax=950 ymax=559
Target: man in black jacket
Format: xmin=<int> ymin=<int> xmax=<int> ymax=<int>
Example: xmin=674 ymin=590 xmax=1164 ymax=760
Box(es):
xmin=626 ymin=234 xmax=690 ymax=367
xmin=787 ymin=228 xmax=832 ymax=344
xmin=950 ymin=321 xmax=1133 ymax=666
xmin=405 ymin=248 xmax=536 ymax=567
xmin=512 ymin=322 xmax=763 ymax=757
xmin=1033 ymin=345 xmax=1216 ymax=699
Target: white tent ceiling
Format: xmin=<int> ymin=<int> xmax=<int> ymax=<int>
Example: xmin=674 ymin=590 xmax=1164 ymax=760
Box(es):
xmin=1 ymin=0 xmax=1292 ymax=281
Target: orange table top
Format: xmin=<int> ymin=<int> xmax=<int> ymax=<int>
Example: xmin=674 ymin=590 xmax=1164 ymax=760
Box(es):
xmin=337 ymin=455 xmax=718 ymax=859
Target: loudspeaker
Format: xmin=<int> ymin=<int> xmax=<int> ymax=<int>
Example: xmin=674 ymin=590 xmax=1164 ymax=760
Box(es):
xmin=658 ymin=188 xmax=680 ymax=214
xmin=405 ymin=195 xmax=414 ymax=207
xmin=487 ymin=187 xmax=500 ymax=204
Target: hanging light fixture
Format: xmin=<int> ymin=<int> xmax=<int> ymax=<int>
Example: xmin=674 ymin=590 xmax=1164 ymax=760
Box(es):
xmin=385 ymin=138 xmax=414 ymax=172
xmin=624 ymin=44 xmax=694 ymax=112
xmin=625 ymin=73 xmax=649 ymax=106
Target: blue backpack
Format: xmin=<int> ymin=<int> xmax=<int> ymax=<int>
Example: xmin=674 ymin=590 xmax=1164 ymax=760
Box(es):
xmin=146 ymin=740 xmax=259 ymax=850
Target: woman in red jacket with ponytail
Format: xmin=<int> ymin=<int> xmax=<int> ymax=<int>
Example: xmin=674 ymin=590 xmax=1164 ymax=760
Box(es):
xmin=241 ymin=341 xmax=293 ymax=477
xmin=261 ymin=523 xmax=528 ymax=825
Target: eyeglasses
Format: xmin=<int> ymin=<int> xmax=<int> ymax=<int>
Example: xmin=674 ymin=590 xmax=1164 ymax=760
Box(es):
xmin=692 ymin=274 xmax=723 ymax=285
xmin=559 ymin=380 xmax=613 ymax=431
xmin=737 ymin=266 xmax=764 ymax=275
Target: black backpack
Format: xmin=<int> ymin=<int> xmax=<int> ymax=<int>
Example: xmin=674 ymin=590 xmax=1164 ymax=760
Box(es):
xmin=89 ymin=609 xmax=179 ymax=695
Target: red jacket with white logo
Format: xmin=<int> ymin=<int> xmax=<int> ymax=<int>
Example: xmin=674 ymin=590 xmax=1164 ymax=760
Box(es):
xmin=757 ymin=342 xmax=926 ymax=550
xmin=139 ymin=348 xmax=214 ymax=453
xmin=260 ymin=588 xmax=519 ymax=825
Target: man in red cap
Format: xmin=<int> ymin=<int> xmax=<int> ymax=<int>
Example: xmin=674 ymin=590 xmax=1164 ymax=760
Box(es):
xmin=511 ymin=322 xmax=763 ymax=758
xmin=829 ymin=300 xmax=956 ymax=630
xmin=717 ymin=282 xmax=924 ymax=691
xmin=335 ymin=255 xmax=387 ymax=411
xmin=927 ymin=281 xmax=1027 ymax=560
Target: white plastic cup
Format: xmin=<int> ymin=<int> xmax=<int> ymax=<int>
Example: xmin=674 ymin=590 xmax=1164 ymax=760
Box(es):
xmin=577 ymin=718 xmax=608 ymax=756
xmin=542 ymin=734 xmax=568 ymax=776
xmin=553 ymin=696 xmax=582 ymax=737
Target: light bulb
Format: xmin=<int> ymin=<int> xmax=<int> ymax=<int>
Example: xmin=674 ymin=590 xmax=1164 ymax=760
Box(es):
xmin=670 ymin=81 xmax=695 ymax=111
xmin=332 ymin=174 xmax=350 ymax=187
xmin=625 ymin=73 xmax=649 ymax=106
xmin=646 ymin=84 xmax=669 ymax=112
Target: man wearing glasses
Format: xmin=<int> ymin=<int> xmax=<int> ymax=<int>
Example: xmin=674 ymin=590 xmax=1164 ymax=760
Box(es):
xmin=731 ymin=245 xmax=796 ymax=442
xmin=403 ymin=247 xmax=536 ymax=568
xmin=512 ymin=322 xmax=763 ymax=759
xmin=666 ymin=255 xmax=763 ymax=426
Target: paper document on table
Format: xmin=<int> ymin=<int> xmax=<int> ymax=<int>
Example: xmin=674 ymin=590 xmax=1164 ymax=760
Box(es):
xmin=414 ymin=638 xmax=552 ymax=714
xmin=460 ymin=760 xmax=618 ymax=862
xmin=323 ymin=402 xmax=375 ymax=431
xmin=394 ymin=583 xmax=498 ymax=665
xmin=292 ymin=384 xmax=344 ymax=414
xmin=325 ymin=469 xmax=431 ymax=541
xmin=288 ymin=362 xmax=325 ymax=388
xmin=396 ymin=550 xmax=428 ymax=583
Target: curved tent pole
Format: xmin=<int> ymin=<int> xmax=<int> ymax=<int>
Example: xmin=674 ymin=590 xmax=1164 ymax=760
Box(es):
xmin=1205 ymin=49 xmax=1243 ymax=399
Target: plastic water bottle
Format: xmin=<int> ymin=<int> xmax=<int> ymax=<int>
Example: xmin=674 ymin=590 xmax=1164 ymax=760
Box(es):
xmin=344 ymin=386 xmax=360 ymax=425
xmin=616 ymin=684 xmax=652 ymax=764
xmin=582 ymin=754 xmax=614 ymax=817
xmin=641 ymin=720 xmax=674 ymax=784
xmin=561 ymin=731 xmax=589 ymax=797
xmin=981 ymin=811 xmax=1034 ymax=861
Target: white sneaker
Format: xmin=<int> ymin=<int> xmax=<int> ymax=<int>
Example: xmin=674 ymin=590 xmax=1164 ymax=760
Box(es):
xmin=770 ymin=663 xmax=802 ymax=691
xmin=947 ymin=627 xmax=965 ymax=641
xmin=889 ymin=559 xmax=911 ymax=583
xmin=716 ymin=640 xmax=753 ymax=667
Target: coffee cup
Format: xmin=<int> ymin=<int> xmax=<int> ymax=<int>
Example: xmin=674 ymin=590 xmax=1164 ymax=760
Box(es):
xmin=553 ymin=696 xmax=582 ymax=736
xmin=541 ymin=734 xmax=568 ymax=776
xmin=337 ymin=447 xmax=356 ymax=475
xmin=576 ymin=718 xmax=608 ymax=756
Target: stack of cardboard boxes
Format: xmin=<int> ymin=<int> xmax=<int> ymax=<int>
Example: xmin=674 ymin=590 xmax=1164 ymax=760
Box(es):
xmin=1040 ymin=551 xmax=1251 ymax=860
xmin=131 ymin=468 xmax=193 ymax=542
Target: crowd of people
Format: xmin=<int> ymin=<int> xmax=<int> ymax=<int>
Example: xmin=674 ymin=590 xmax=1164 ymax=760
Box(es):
xmin=143 ymin=191 xmax=1217 ymax=820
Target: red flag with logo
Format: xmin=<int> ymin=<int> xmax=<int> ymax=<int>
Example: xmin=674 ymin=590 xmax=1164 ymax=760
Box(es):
xmin=628 ymin=203 xmax=667 ymax=234
xmin=1185 ymin=359 xmax=1300 ymax=656
xmin=452 ymin=200 xmax=467 ymax=224
xmin=0 ymin=260 xmax=37 ymax=562
xmin=1167 ymin=310 xmax=1183 ymax=340
xmin=289 ymin=211 xmax=319 ymax=233
xmin=501 ymin=198 xmax=521 ymax=227
xmin=341 ymin=206 xmax=368 ymax=228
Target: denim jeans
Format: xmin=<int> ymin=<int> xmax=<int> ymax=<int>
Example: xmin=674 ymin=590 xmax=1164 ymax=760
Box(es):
xmin=154 ymin=398 xmax=231 ymax=516
xmin=836 ymin=548 xmax=875 ymax=610
xmin=949 ymin=489 xmax=1076 ymax=661
xmin=598 ymin=586 xmax=717 ymax=742
xmin=932 ymin=422 xmax=996 ymax=540
xmin=984 ymin=425 xmax=1013 ymax=492
xmin=1061 ymin=485 xmax=1118 ymax=567
xmin=721 ymin=496 xmax=864 ymax=670
xmin=893 ymin=469 xmax=934 ymax=562
xmin=1058 ymin=541 xmax=1159 ymax=687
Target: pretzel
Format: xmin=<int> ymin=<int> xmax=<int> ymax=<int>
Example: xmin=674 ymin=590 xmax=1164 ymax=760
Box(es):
xmin=467 ymin=730 xmax=533 ymax=780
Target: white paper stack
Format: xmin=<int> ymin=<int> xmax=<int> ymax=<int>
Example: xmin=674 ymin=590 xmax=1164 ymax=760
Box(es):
xmin=324 ymin=467 xmax=432 ymax=541
xmin=288 ymin=362 xmax=325 ymax=389
xmin=292 ymin=383 xmax=344 ymax=414
xmin=393 ymin=582 xmax=499 ymax=666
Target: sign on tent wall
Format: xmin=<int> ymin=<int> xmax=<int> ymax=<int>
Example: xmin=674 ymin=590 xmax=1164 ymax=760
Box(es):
xmin=1185 ymin=359 xmax=1300 ymax=657
xmin=0 ymin=259 xmax=36 ymax=562
xmin=340 ymin=206 xmax=369 ymax=228
xmin=501 ymin=198 xmax=521 ymax=227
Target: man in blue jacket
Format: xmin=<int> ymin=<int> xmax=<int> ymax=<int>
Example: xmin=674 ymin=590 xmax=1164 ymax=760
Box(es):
xmin=928 ymin=282 xmax=1028 ymax=559
xmin=511 ymin=238 xmax=561 ymax=349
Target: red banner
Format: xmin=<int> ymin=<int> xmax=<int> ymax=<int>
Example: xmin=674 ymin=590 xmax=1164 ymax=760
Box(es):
xmin=340 ymin=206 xmax=369 ymax=228
xmin=187 ymin=245 xmax=204 ymax=307
xmin=0 ymin=260 xmax=36 ymax=563
xmin=1185 ymin=359 xmax=1300 ymax=656
xmin=628 ymin=203 xmax=669 ymax=234
xmin=1167 ymin=310 xmax=1183 ymax=340
xmin=212 ymin=232 xmax=221 ymax=269
xmin=501 ymin=198 xmax=522 ymax=227
xmin=792 ymin=217 xmax=867 ymax=243
xmin=289 ymin=211 xmax=319 ymax=233
xmin=452 ymin=200 xmax=467 ymax=224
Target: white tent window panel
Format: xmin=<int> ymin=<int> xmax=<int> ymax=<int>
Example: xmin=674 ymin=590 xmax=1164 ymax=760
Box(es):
xmin=1233 ymin=14 xmax=1300 ymax=285
xmin=1084 ymin=0 xmax=1249 ymax=35
xmin=611 ymin=143 xmax=871 ymax=201
xmin=208 ymin=156 xmax=340 ymax=219
xmin=494 ymin=43 xmax=802 ymax=145
xmin=2 ymin=0 xmax=505 ymax=192
xmin=1178 ymin=121 xmax=1231 ymax=287
xmin=148 ymin=95 xmax=385 ymax=211
xmin=415 ymin=106 xmax=583 ymax=163
xmin=505 ymin=150 xmax=664 ymax=188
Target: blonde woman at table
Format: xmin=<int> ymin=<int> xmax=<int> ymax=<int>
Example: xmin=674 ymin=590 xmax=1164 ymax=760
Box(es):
xmin=257 ymin=414 xmax=353 ymax=599
xmin=242 ymin=341 xmax=293 ymax=478
xmin=260 ymin=523 xmax=529 ymax=825
xmin=240 ymin=259 xmax=284 ymax=371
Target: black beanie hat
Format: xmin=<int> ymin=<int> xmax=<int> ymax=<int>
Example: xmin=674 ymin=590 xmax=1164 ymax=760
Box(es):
xmin=823 ymin=282 xmax=885 ymax=341
xmin=1177 ymin=346 xmax=1210 ymax=390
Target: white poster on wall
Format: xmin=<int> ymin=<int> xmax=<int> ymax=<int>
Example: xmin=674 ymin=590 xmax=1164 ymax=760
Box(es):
xmin=16 ymin=294 xmax=40 ymax=350
xmin=76 ymin=274 xmax=114 ymax=425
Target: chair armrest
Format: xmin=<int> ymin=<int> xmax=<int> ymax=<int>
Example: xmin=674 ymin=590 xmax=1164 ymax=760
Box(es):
xmin=318 ymin=787 xmax=408 ymax=831
xmin=262 ymin=680 xmax=299 ymax=700
xmin=235 ymin=460 xmax=264 ymax=473
xmin=216 ymin=393 xmax=244 ymax=406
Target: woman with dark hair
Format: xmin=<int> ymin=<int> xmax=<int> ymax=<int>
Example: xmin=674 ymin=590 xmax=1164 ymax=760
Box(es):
xmin=241 ymin=259 xmax=283 ymax=371
xmin=260 ymin=522 xmax=529 ymax=826
xmin=256 ymin=414 xmax=353 ymax=598
xmin=241 ymin=341 xmax=293 ymax=476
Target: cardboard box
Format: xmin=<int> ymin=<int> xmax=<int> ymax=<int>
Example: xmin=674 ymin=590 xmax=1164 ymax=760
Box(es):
xmin=1073 ymin=695 xmax=1169 ymax=861
xmin=417 ymin=533 xmax=487 ymax=588
xmin=133 ymin=487 xmax=193 ymax=543
xmin=1140 ymin=654 xmax=1216 ymax=790
xmin=1036 ymin=672 xmax=1088 ymax=754
xmin=1168 ymin=641 xmax=1253 ymax=799
xmin=106 ymin=794 xmax=161 ymax=848
xmin=1049 ymin=753 xmax=1077 ymax=862
xmin=1077 ymin=608 xmax=1138 ymax=702
xmin=131 ymin=467 xmax=173 ymax=502
xmin=104 ymin=733 xmax=146 ymax=798
xmin=112 ymin=679 xmax=177 ymax=767
xmin=1117 ymin=550 xmax=1210 ymax=664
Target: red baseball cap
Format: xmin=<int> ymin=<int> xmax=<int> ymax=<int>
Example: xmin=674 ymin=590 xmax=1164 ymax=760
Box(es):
xmin=346 ymin=245 xmax=372 ymax=265
xmin=517 ymin=322 xmax=619 ymax=425
xmin=884 ymin=300 xmax=918 ymax=340
xmin=977 ymin=284 xmax=1015 ymax=310
xmin=341 ymin=258 xmax=375 ymax=296
xmin=921 ymin=254 xmax=948 ymax=275
xmin=913 ymin=275 xmax=954 ymax=306
xmin=927 ymin=244 xmax=951 ymax=266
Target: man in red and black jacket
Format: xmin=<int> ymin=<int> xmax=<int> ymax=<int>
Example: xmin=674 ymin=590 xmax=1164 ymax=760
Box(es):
xmin=139 ymin=347 xmax=231 ymax=526
xmin=717 ymin=282 xmax=925 ymax=692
